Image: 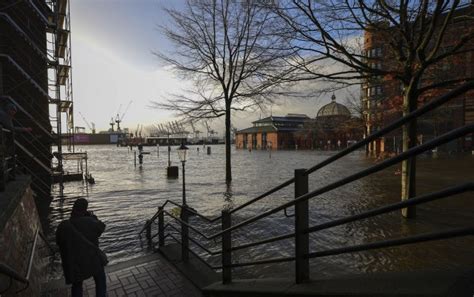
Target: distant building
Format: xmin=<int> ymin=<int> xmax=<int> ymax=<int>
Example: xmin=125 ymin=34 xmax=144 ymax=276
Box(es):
xmin=235 ymin=114 xmax=310 ymax=150
xmin=235 ymin=95 xmax=363 ymax=150
xmin=310 ymin=95 xmax=363 ymax=150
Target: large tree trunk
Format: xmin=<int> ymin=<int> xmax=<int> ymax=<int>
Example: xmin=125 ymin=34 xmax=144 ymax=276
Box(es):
xmin=225 ymin=102 xmax=232 ymax=184
xmin=401 ymin=87 xmax=417 ymax=218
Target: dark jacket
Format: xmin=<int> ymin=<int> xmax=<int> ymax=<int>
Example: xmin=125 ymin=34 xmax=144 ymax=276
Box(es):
xmin=56 ymin=215 xmax=106 ymax=284
xmin=0 ymin=109 xmax=29 ymax=133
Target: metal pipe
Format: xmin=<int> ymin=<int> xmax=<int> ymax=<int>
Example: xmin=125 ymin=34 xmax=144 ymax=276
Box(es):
xmin=0 ymin=263 xmax=28 ymax=284
xmin=229 ymin=256 xmax=296 ymax=268
xmin=231 ymin=232 xmax=295 ymax=252
xmin=307 ymin=227 xmax=474 ymax=259
xmin=25 ymin=229 xmax=39 ymax=281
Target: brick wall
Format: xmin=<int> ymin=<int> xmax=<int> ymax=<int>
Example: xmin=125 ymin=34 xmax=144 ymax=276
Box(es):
xmin=0 ymin=176 xmax=47 ymax=296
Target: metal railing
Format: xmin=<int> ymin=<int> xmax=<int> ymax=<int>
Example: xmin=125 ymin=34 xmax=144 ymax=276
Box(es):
xmin=0 ymin=228 xmax=55 ymax=294
xmin=139 ymin=82 xmax=474 ymax=285
xmin=0 ymin=125 xmax=16 ymax=191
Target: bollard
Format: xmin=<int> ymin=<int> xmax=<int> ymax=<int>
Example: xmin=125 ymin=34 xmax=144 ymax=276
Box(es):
xmin=207 ymin=146 xmax=211 ymax=155
xmin=294 ymin=169 xmax=309 ymax=283
xmin=221 ymin=210 xmax=232 ymax=284
xmin=181 ymin=205 xmax=189 ymax=262
xmin=158 ymin=206 xmax=164 ymax=247
xmin=145 ymin=220 xmax=152 ymax=243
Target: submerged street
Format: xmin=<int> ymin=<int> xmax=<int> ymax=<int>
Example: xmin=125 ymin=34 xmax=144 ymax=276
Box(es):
xmin=46 ymin=145 xmax=474 ymax=279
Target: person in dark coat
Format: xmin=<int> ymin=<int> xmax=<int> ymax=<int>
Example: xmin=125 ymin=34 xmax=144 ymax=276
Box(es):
xmin=56 ymin=198 xmax=107 ymax=297
xmin=0 ymin=103 xmax=32 ymax=133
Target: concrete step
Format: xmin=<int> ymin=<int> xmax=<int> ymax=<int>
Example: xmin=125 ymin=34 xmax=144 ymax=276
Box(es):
xmin=203 ymin=269 xmax=474 ymax=297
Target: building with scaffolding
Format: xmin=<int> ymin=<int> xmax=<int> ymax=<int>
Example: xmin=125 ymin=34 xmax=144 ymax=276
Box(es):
xmin=0 ymin=0 xmax=81 ymax=209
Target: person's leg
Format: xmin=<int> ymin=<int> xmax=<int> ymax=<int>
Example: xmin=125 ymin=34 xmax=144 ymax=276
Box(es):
xmin=71 ymin=281 xmax=83 ymax=297
xmin=93 ymin=268 xmax=107 ymax=297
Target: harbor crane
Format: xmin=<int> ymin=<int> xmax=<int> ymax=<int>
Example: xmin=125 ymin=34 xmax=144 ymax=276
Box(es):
xmin=109 ymin=117 xmax=115 ymax=132
xmin=189 ymin=121 xmax=201 ymax=142
xmin=204 ymin=121 xmax=217 ymax=137
xmin=78 ymin=111 xmax=96 ymax=134
xmin=115 ymin=100 xmax=132 ymax=131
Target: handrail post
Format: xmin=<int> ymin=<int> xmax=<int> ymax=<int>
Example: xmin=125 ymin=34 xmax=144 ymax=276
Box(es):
xmin=158 ymin=206 xmax=164 ymax=247
xmin=181 ymin=205 xmax=189 ymax=262
xmin=145 ymin=220 xmax=152 ymax=243
xmin=221 ymin=209 xmax=232 ymax=284
xmin=294 ymin=169 xmax=309 ymax=283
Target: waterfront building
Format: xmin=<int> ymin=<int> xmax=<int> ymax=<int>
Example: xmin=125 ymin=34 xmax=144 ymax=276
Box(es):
xmin=362 ymin=4 xmax=474 ymax=155
xmin=235 ymin=96 xmax=363 ymax=150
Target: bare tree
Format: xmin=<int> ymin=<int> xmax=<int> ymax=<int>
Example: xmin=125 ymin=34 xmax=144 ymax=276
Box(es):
xmin=152 ymin=0 xmax=297 ymax=184
xmin=275 ymin=0 xmax=474 ymax=217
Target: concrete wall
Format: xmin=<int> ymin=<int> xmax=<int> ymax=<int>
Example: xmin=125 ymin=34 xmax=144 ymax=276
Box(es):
xmin=0 ymin=176 xmax=47 ymax=297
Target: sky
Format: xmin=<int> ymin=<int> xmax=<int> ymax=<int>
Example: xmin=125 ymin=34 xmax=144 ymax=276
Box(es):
xmin=70 ymin=0 xmax=354 ymax=134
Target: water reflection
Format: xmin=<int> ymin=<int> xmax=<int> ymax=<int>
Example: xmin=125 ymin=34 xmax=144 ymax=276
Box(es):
xmin=46 ymin=145 xmax=474 ymax=279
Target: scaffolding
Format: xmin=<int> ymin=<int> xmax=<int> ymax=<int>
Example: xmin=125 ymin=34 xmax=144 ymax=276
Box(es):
xmin=46 ymin=0 xmax=88 ymax=194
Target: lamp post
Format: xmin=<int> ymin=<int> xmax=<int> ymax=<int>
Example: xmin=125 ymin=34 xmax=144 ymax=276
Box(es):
xmin=177 ymin=142 xmax=189 ymax=262
xmin=177 ymin=143 xmax=189 ymax=205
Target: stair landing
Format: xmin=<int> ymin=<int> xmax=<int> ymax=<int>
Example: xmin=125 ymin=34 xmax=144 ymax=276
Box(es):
xmin=42 ymin=253 xmax=202 ymax=297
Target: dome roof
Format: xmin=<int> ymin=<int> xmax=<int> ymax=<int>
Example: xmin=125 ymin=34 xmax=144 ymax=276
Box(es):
xmin=317 ymin=94 xmax=351 ymax=118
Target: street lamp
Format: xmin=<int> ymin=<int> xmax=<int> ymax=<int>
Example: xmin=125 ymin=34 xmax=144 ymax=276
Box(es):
xmin=177 ymin=143 xmax=189 ymax=206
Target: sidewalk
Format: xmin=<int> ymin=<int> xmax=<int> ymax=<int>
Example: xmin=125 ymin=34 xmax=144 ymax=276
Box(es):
xmin=42 ymin=254 xmax=202 ymax=297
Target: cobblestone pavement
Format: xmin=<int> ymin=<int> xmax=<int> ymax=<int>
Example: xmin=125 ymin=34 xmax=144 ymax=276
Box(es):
xmin=42 ymin=254 xmax=203 ymax=297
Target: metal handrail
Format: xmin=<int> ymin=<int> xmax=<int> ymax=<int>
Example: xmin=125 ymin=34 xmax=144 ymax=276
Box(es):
xmin=166 ymin=223 xmax=222 ymax=255
xmin=140 ymin=82 xmax=474 ymax=284
xmin=227 ymin=183 xmax=474 ymax=254
xmin=141 ymin=81 xmax=474 ymax=230
xmin=307 ymin=227 xmax=474 ymax=259
xmin=167 ymin=234 xmax=222 ymax=270
xmin=1 ymin=125 xmax=16 ymax=191
xmin=0 ymin=228 xmax=54 ymax=294
xmin=208 ymin=124 xmax=473 ymax=239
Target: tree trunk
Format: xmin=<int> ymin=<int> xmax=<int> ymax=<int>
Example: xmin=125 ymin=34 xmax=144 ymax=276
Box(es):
xmin=401 ymin=88 xmax=417 ymax=218
xmin=225 ymin=102 xmax=232 ymax=184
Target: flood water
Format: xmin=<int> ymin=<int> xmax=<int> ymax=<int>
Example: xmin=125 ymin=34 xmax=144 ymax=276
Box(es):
xmin=45 ymin=144 xmax=474 ymax=279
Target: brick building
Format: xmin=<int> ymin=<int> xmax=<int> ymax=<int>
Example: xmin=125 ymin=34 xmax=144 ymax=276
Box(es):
xmin=235 ymin=95 xmax=364 ymax=150
xmin=235 ymin=114 xmax=310 ymax=150
xmin=362 ymin=4 xmax=474 ymax=155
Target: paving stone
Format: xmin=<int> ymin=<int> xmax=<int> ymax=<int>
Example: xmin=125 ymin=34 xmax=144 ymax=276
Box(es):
xmin=43 ymin=254 xmax=202 ymax=297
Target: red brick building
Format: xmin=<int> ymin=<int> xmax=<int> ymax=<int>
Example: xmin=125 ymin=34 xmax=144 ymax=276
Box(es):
xmin=362 ymin=5 xmax=474 ymax=154
xmin=235 ymin=96 xmax=364 ymax=150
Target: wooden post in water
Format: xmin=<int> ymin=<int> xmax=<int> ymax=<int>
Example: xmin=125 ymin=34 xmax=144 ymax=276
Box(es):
xmin=294 ymin=168 xmax=309 ymax=283
xmin=134 ymin=151 xmax=136 ymax=167
xmin=221 ymin=209 xmax=232 ymax=284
